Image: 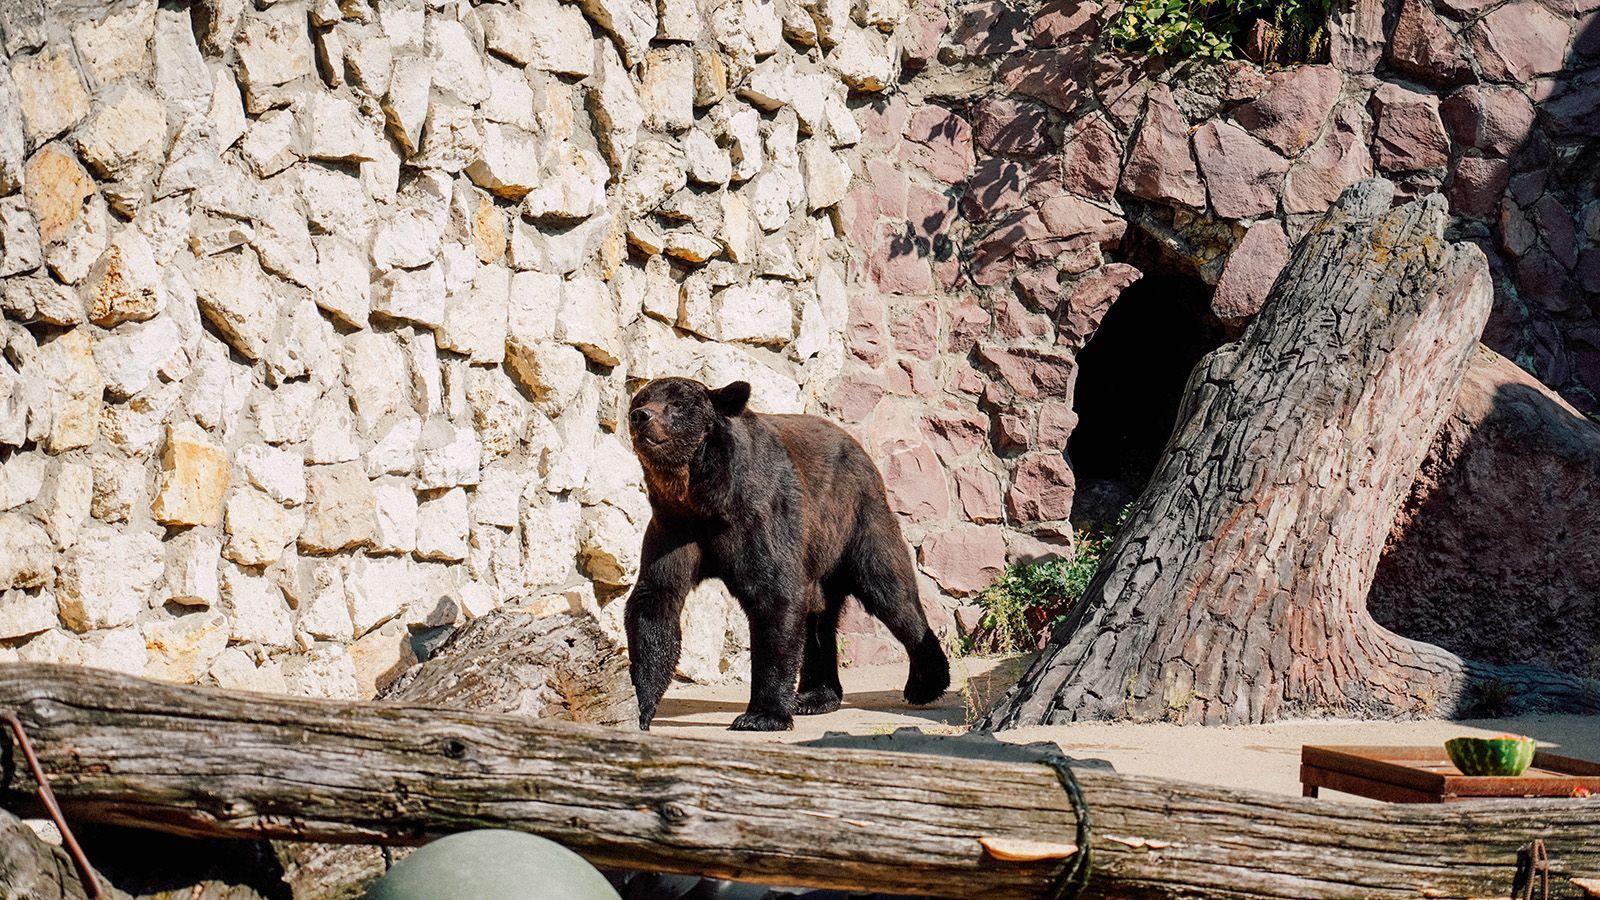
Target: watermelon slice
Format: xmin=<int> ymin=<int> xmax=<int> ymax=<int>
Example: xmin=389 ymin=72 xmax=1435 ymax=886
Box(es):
xmin=1445 ymin=735 xmax=1536 ymax=776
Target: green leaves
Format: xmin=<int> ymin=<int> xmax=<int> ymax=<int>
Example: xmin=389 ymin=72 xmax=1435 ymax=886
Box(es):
xmin=966 ymin=523 xmax=1118 ymax=655
xmin=1106 ymin=0 xmax=1332 ymax=63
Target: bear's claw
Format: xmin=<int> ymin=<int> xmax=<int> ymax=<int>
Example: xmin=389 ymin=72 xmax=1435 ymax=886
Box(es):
xmin=794 ymin=688 xmax=842 ymax=715
xmin=730 ymin=710 xmax=795 ymax=731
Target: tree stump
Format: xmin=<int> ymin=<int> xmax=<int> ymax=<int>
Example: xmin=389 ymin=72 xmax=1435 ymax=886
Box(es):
xmin=381 ymin=605 xmax=637 ymax=726
xmin=983 ymin=180 xmax=1599 ymax=728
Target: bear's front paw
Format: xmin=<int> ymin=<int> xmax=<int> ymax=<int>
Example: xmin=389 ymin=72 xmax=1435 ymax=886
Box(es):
xmin=730 ymin=710 xmax=794 ymax=732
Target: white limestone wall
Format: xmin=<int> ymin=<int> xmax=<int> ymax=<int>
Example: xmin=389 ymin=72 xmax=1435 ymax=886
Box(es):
xmin=0 ymin=0 xmax=903 ymax=696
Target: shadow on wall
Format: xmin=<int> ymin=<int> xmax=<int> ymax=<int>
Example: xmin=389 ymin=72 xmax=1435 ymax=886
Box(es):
xmin=1369 ymin=347 xmax=1600 ymax=682
xmin=1365 ymin=7 xmax=1600 ymax=678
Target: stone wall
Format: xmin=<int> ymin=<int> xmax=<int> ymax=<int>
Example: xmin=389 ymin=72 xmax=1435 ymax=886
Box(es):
xmin=0 ymin=0 xmax=908 ymax=696
xmin=816 ymin=0 xmax=1600 ymax=666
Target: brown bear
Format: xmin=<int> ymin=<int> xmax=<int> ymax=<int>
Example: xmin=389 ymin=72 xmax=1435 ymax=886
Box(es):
xmin=624 ymin=377 xmax=950 ymax=731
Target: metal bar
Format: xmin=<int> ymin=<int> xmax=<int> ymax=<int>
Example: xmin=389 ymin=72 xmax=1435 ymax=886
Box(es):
xmin=2 ymin=711 xmax=105 ymax=900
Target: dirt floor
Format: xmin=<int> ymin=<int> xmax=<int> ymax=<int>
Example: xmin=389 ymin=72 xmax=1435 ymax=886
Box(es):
xmin=656 ymin=655 xmax=1600 ymax=801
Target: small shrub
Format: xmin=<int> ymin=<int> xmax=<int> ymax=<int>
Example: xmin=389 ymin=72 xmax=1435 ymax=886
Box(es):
xmin=1106 ymin=0 xmax=1334 ymax=63
xmin=965 ymin=523 xmax=1118 ymax=655
xmin=1467 ymin=678 xmax=1515 ymax=718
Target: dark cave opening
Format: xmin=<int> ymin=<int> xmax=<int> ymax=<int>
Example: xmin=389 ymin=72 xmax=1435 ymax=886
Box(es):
xmin=1068 ymin=267 xmax=1228 ymax=529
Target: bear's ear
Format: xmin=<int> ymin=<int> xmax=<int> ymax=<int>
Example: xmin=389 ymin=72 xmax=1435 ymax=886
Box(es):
xmin=709 ymin=381 xmax=751 ymax=416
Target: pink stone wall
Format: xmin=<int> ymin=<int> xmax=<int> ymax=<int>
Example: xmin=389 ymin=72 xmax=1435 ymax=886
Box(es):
xmin=832 ymin=0 xmax=1600 ymax=662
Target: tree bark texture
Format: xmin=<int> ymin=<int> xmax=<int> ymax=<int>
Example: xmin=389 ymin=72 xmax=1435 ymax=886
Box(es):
xmin=4 ymin=665 xmax=1600 ymax=899
xmin=984 ymin=181 xmax=1598 ymax=728
xmin=381 ymin=606 xmax=637 ymax=726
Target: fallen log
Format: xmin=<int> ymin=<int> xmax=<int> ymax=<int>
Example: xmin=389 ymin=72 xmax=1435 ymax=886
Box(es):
xmin=277 ymin=606 xmax=636 ymax=898
xmin=2 ymin=665 xmax=1599 ymax=899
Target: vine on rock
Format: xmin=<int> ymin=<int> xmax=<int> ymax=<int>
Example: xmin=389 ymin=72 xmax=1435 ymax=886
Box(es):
xmin=1107 ymin=0 xmax=1334 ymax=63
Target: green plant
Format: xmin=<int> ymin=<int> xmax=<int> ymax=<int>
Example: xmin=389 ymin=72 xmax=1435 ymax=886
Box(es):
xmin=1106 ymin=0 xmax=1333 ymax=63
xmin=966 ymin=523 xmax=1118 ymax=655
xmin=1466 ymin=677 xmax=1515 ymax=718
xmin=952 ymin=631 xmax=977 ymax=657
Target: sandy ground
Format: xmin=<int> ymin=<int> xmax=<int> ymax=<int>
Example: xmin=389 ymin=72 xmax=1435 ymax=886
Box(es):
xmin=656 ymin=655 xmax=1600 ymax=801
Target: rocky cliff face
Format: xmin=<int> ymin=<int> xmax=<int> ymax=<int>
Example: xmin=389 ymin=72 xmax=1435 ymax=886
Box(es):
xmin=0 ymin=0 xmax=905 ymax=695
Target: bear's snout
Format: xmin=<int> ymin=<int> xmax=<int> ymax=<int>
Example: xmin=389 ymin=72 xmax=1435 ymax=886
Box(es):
xmin=629 ymin=404 xmax=674 ymax=451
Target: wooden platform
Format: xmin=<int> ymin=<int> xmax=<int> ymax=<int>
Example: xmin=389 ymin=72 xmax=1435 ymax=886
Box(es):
xmin=1301 ymin=745 xmax=1600 ymax=803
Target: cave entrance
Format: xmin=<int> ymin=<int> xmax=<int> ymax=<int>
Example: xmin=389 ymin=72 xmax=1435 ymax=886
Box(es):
xmin=1068 ymin=264 xmax=1227 ymax=529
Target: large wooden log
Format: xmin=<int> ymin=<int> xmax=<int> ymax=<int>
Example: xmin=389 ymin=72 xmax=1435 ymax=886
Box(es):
xmin=983 ymin=180 xmax=1600 ymax=729
xmin=3 ymin=665 xmax=1600 ymax=899
xmin=277 ymin=606 xmax=636 ymax=898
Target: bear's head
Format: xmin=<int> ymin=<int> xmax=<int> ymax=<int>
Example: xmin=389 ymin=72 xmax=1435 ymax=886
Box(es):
xmin=628 ymin=377 xmax=751 ymax=469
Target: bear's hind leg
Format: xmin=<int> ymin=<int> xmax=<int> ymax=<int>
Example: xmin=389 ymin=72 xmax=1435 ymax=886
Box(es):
xmin=796 ymin=591 xmax=844 ymax=715
xmin=848 ymin=525 xmax=951 ymax=706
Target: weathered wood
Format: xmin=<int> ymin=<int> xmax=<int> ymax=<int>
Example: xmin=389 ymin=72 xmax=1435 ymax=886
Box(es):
xmin=4 ymin=665 xmax=1600 ymax=899
xmin=1300 ymin=745 xmax=1600 ymax=803
xmin=983 ymin=180 xmax=1600 ymax=729
xmin=276 ymin=607 xmax=635 ymax=898
xmin=382 ymin=605 xmax=636 ymax=726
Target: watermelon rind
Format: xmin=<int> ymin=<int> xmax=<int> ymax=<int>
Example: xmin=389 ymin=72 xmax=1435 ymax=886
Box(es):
xmin=1445 ymin=736 xmax=1536 ymax=776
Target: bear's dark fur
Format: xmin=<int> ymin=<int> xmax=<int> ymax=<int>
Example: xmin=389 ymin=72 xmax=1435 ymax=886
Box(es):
xmin=624 ymin=377 xmax=950 ymax=731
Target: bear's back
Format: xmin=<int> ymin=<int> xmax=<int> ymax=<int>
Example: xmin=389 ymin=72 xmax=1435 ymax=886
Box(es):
xmin=761 ymin=413 xmax=882 ymax=500
xmin=757 ymin=413 xmax=888 ymax=579
xmin=758 ymin=412 xmax=892 ymax=570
